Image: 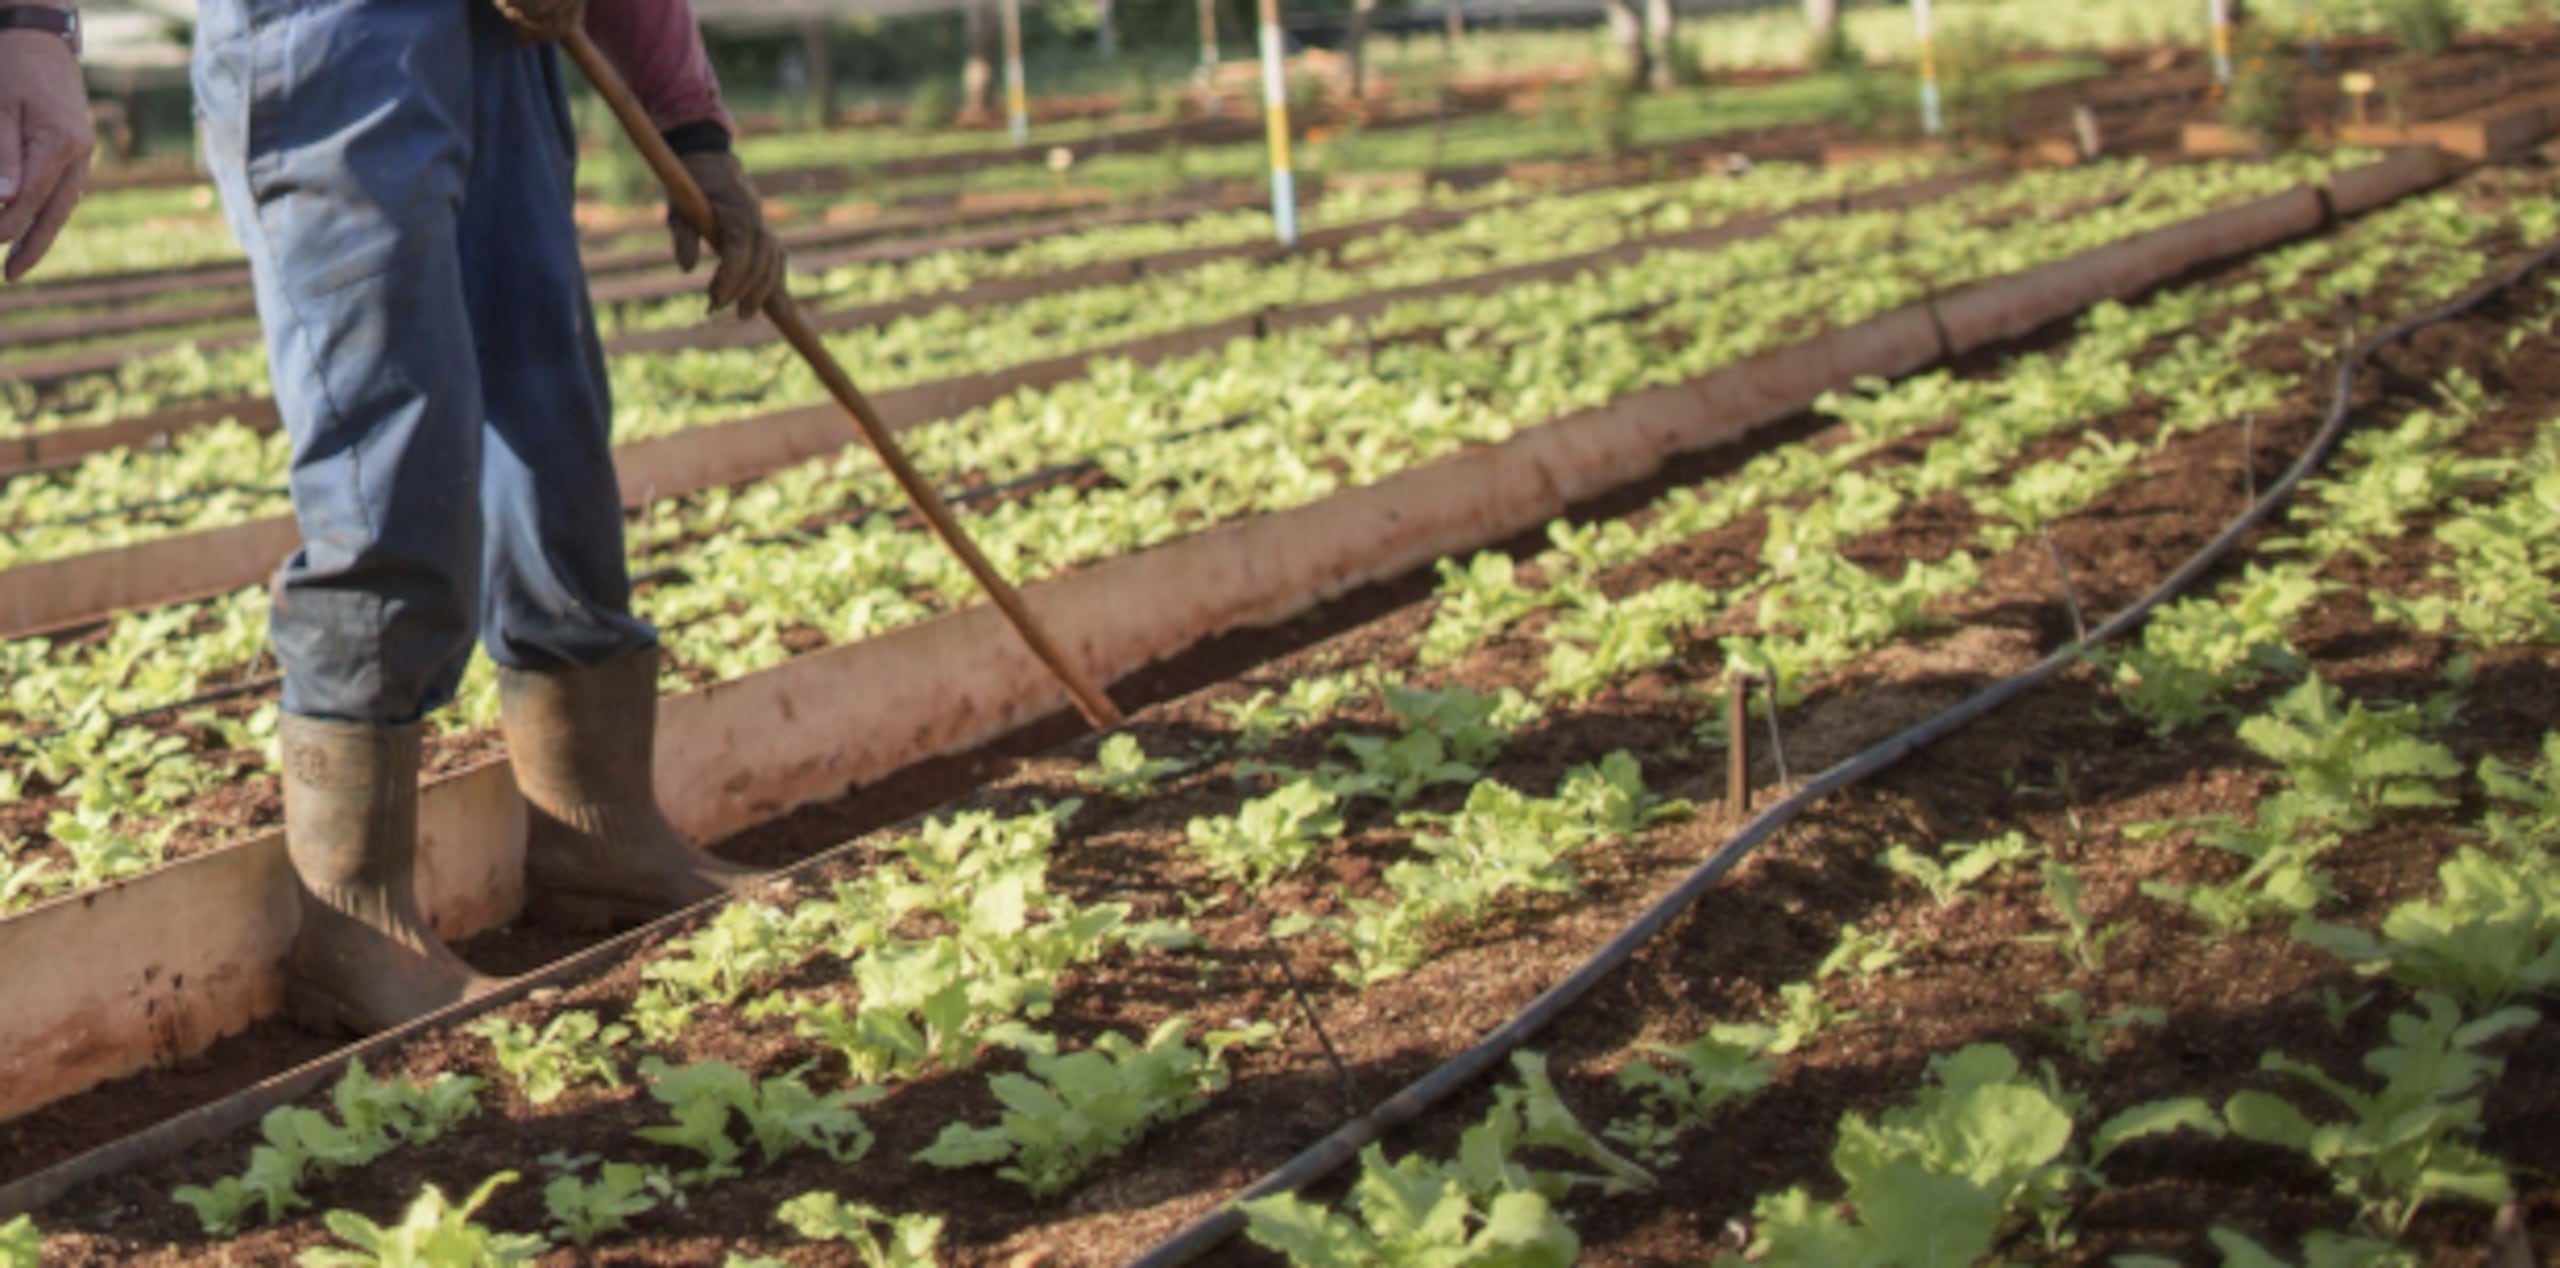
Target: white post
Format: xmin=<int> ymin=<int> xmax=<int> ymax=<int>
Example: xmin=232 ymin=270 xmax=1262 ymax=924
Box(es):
xmin=1914 ymin=0 xmax=1942 ymax=136
xmin=1258 ymin=0 xmax=1299 ymax=247
xmin=1002 ymin=0 xmax=1031 ymax=144
xmin=2209 ymin=0 xmax=2235 ymax=84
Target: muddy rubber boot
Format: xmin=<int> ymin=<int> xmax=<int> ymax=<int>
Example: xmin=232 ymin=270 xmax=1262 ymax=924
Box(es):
xmin=281 ymin=715 xmax=501 ymax=1036
xmin=500 ymin=646 xmax=759 ymax=933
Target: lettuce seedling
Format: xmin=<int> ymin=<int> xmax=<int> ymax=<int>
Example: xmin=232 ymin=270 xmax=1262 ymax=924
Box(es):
xmin=1076 ymin=734 xmax=1190 ymax=801
xmin=2222 ymin=994 xmax=2535 ymax=1237
xmin=774 ymin=1192 xmax=943 ymax=1268
xmin=472 ymin=1011 xmax=629 ymax=1106
xmin=301 ymin=1172 xmax=547 ymax=1267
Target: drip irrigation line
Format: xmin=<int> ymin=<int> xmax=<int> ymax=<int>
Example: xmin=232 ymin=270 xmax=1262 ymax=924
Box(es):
xmin=1126 ymin=232 xmax=2560 ymax=1268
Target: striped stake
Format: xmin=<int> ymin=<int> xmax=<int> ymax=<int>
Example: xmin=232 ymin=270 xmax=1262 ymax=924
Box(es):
xmin=1257 ymin=0 xmax=1300 ymax=248
xmin=2210 ymin=0 xmax=2235 ymax=85
xmin=1001 ymin=0 xmax=1030 ymax=145
xmin=1200 ymin=0 xmax=1220 ymax=72
xmin=1914 ymin=0 xmax=1943 ymax=137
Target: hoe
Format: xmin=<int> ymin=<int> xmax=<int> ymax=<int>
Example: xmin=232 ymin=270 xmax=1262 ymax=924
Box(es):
xmin=563 ymin=29 xmax=1126 ymax=730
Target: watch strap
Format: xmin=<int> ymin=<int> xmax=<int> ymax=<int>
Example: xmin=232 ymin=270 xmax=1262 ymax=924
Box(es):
xmin=0 ymin=6 xmax=78 ymax=54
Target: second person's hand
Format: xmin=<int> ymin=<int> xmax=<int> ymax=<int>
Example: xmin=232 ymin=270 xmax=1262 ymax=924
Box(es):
xmin=0 ymin=14 xmax=96 ymax=282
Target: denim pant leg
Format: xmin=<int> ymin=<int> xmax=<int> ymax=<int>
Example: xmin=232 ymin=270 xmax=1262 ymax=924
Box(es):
xmin=460 ymin=8 xmax=657 ymax=674
xmin=194 ymin=0 xmax=484 ymax=725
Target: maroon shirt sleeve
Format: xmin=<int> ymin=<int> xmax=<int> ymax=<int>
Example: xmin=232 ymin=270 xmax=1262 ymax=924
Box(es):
xmin=583 ymin=0 xmax=733 ymax=136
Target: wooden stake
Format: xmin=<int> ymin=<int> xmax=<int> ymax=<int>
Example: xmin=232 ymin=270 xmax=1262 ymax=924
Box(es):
xmin=563 ymin=31 xmax=1126 ymax=730
xmin=1727 ymin=674 xmax=1750 ymax=811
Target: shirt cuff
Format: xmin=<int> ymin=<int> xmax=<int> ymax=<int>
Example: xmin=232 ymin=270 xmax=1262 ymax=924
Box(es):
xmin=662 ymin=120 xmax=733 ymax=157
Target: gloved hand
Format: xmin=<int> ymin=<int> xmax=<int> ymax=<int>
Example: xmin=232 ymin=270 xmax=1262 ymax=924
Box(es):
xmin=492 ymin=0 xmax=584 ymax=44
xmin=669 ymin=150 xmax=786 ymax=322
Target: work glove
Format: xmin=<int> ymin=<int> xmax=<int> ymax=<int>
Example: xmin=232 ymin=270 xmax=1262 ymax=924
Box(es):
xmin=670 ymin=150 xmax=787 ymax=322
xmin=492 ymin=0 xmax=584 ymax=44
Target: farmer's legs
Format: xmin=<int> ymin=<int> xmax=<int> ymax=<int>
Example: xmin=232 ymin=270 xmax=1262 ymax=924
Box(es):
xmin=461 ymin=2 xmax=655 ymax=675
xmin=196 ymin=0 xmax=499 ymax=1032
xmin=461 ymin=17 xmax=756 ymax=929
xmin=197 ymin=0 xmax=487 ymax=724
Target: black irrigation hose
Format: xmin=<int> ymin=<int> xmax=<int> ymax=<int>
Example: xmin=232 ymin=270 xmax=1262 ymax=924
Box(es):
xmin=1126 ymin=233 xmax=2560 ymax=1268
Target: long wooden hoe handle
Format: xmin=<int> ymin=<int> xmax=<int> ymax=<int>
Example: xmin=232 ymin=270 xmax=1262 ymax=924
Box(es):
xmin=562 ymin=31 xmax=1126 ymax=730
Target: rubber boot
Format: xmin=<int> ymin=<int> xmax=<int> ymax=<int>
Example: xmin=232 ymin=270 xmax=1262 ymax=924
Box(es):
xmin=281 ymin=715 xmax=501 ymax=1035
xmin=500 ymin=646 xmax=759 ymax=932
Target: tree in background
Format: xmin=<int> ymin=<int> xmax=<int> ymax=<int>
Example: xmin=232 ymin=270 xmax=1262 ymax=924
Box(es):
xmin=963 ymin=0 xmax=997 ymax=118
xmin=1805 ymin=0 xmax=1839 ymax=40
xmin=1605 ymin=0 xmax=1650 ymax=88
xmin=1645 ymin=0 xmax=1678 ymax=90
xmin=1346 ymin=0 xmax=1383 ymax=98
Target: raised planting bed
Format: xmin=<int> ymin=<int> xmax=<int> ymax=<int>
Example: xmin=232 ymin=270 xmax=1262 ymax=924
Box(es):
xmin=9 ymin=155 xmax=2553 ymax=1266
xmin=0 ymin=148 xmax=2461 ymax=1152
xmin=0 ymin=157 xmax=1985 ymax=628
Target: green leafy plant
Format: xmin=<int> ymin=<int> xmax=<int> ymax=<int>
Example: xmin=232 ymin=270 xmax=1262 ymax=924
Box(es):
xmin=1880 ymin=831 xmax=2035 ymax=908
xmin=774 ymin=1192 xmax=944 ymax=1267
xmin=541 ymin=1162 xmax=673 ymax=1248
xmin=1243 ymin=1052 xmax=1648 ymax=1266
xmin=2295 ymin=846 xmax=2560 ymax=1010
xmin=2039 ymin=862 xmax=2124 ymax=973
xmin=2038 ymin=989 xmax=2164 ymax=1065
xmin=635 ymin=1058 xmax=879 ymax=1186
xmin=1767 ymin=980 xmax=1852 ymax=1055
xmin=2221 ymin=994 xmax=2535 ymax=1237
xmin=1296 ymin=755 xmax=1682 ymax=986
xmin=1421 ymin=551 xmax=1552 ymax=665
xmin=1539 ymin=580 xmax=1720 ymax=702
xmin=1076 ymin=734 xmax=1190 ymax=800
xmin=176 ymin=1064 xmax=485 ymax=1235
xmin=1331 ymin=728 xmax=1479 ymax=806
xmin=1720 ymin=1045 xmax=2078 ymax=1266
xmin=1185 ymin=778 xmax=1344 ymax=888
xmin=2205 ymin=1226 xmax=2417 ymax=1268
xmin=917 ymin=1019 xmax=1271 ymax=1199
xmin=471 ymin=1010 xmax=629 ymax=1106
xmin=0 ymin=1215 xmax=36 ymax=1268
xmin=299 ymin=1172 xmax=547 ymax=1268
xmin=2137 ymin=801 xmax=2342 ymax=936
xmin=1816 ymin=923 xmax=1905 ymax=982
xmin=2480 ymin=733 xmax=2560 ymax=854
xmin=638 ymin=900 xmax=814 ymax=1012
xmin=2101 ymin=564 xmax=2319 ymax=734
xmin=1608 ymin=1024 xmax=1779 ymax=1165
xmin=2235 ymin=677 xmax=2459 ymax=832
xmin=1212 ymin=690 xmax=1300 ymax=753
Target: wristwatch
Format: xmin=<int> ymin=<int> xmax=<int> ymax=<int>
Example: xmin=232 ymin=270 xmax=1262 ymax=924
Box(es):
xmin=0 ymin=5 xmax=80 ymax=55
